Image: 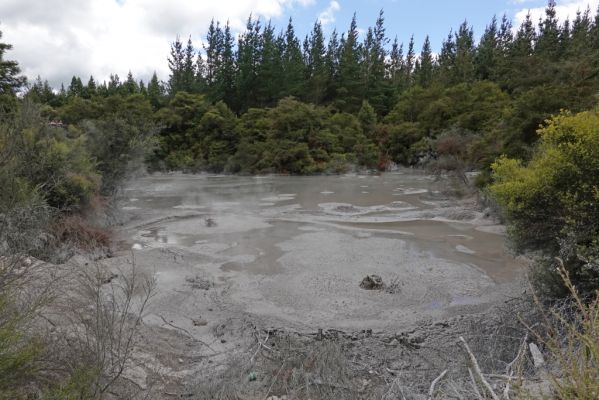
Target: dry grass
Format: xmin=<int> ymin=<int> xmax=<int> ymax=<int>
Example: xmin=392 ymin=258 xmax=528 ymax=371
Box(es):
xmin=517 ymin=261 xmax=599 ymax=399
xmin=50 ymin=214 xmax=112 ymax=252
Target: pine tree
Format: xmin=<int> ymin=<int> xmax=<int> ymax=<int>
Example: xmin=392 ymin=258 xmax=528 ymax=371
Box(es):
xmin=323 ymin=29 xmax=340 ymax=102
xmin=219 ymin=21 xmax=237 ymax=108
xmin=388 ymin=37 xmax=404 ymax=89
xmin=513 ymin=13 xmax=536 ymax=58
xmin=0 ymin=29 xmax=26 ymax=101
xmin=282 ymin=18 xmax=305 ymax=98
xmin=570 ymin=7 xmax=592 ymax=53
xmin=437 ymin=30 xmax=455 ymax=84
xmin=204 ymin=19 xmax=221 ymax=90
xmin=147 ymin=71 xmax=164 ymax=109
xmin=475 ymin=15 xmax=499 ymax=80
xmin=416 ymin=36 xmax=434 ymax=87
xmin=108 ymin=74 xmax=121 ymax=95
xmin=305 ymin=21 xmax=327 ymax=104
xmin=139 ymin=79 xmax=147 ymax=96
xmin=404 ymin=35 xmax=416 ymax=86
xmin=536 ymin=0 xmax=561 ymax=58
xmin=592 ymin=5 xmax=599 ymax=49
xmin=337 ymin=13 xmax=363 ymax=112
xmin=68 ymin=76 xmax=84 ymax=97
xmin=364 ymin=10 xmax=389 ymax=113
xmin=236 ymin=16 xmax=262 ymax=111
xmin=182 ymin=36 xmax=198 ymax=92
xmin=453 ymin=21 xmax=475 ymax=83
xmin=87 ymin=76 xmax=97 ymax=96
xmin=168 ymin=35 xmax=185 ymax=94
xmin=27 ymin=75 xmax=55 ymax=104
xmin=123 ymin=71 xmax=139 ymax=94
xmin=256 ymin=21 xmax=284 ymax=106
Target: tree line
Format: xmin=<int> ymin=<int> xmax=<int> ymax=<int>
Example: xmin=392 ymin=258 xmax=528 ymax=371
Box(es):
xmin=21 ymin=1 xmax=599 ymax=177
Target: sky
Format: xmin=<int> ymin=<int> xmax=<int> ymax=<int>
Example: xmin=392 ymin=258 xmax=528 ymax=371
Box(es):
xmin=1 ymin=0 xmax=598 ymax=89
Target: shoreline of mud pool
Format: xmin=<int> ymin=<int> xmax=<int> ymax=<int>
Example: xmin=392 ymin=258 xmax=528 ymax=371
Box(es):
xmin=100 ymin=169 xmax=528 ymax=395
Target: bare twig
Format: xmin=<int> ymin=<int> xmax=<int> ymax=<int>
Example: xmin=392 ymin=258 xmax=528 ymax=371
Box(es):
xmin=460 ymin=336 xmax=500 ymax=400
xmin=469 ymin=368 xmax=483 ymax=400
xmin=503 ymin=333 xmax=528 ymax=399
xmin=427 ymin=369 xmax=448 ymax=399
xmin=264 ymin=360 xmax=286 ymax=400
xmin=158 ymin=314 xmax=216 ymax=353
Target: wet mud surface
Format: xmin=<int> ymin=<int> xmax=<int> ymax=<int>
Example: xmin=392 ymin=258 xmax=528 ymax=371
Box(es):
xmin=104 ymin=171 xmax=527 ymax=395
xmin=115 ymin=171 xmax=523 ymax=328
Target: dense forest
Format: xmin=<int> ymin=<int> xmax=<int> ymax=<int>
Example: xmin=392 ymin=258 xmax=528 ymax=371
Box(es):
xmin=19 ymin=1 xmax=599 ymax=178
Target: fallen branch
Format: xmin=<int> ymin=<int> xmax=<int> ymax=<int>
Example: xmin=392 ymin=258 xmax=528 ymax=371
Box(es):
xmin=460 ymin=336 xmax=500 ymax=400
xmin=158 ymin=314 xmax=216 ymax=353
xmin=503 ymin=333 xmax=528 ymax=399
xmin=427 ymin=369 xmax=447 ymax=399
xmin=251 ymin=331 xmax=271 ymax=363
xmin=264 ymin=360 xmax=286 ymax=400
xmin=469 ymin=368 xmax=483 ymax=400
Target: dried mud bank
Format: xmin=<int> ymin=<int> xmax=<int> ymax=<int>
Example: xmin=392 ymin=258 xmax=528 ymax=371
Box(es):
xmin=101 ymin=170 xmax=531 ymax=397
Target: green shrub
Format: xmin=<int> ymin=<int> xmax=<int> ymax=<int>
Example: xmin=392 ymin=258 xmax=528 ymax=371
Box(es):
xmin=490 ymin=107 xmax=599 ymax=296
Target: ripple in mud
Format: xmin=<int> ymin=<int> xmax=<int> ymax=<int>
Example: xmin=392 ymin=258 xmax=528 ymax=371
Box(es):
xmin=260 ymin=194 xmax=297 ymax=202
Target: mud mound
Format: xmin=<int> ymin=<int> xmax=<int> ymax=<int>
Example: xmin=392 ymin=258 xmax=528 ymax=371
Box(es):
xmin=359 ymin=274 xmax=384 ymax=290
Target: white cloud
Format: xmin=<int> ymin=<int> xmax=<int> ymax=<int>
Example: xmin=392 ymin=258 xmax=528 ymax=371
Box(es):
xmin=514 ymin=0 xmax=599 ymax=27
xmin=318 ymin=0 xmax=340 ymax=26
xmin=0 ymin=0 xmax=313 ymax=88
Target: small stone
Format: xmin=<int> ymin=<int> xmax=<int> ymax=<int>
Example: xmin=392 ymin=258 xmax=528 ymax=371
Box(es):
xmin=178 ymin=358 xmax=184 ymax=364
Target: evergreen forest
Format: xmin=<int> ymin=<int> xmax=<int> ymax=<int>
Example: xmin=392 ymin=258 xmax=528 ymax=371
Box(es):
xmin=18 ymin=1 xmax=599 ymax=178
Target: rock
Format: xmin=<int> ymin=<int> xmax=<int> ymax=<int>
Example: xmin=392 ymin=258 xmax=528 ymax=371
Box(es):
xmin=360 ymin=274 xmax=384 ymax=290
xmin=529 ymin=342 xmax=545 ymax=368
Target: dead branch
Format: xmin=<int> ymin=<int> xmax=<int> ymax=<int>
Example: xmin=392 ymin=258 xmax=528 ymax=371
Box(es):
xmin=158 ymin=314 xmax=217 ymax=353
xmin=460 ymin=336 xmax=499 ymax=400
xmin=427 ymin=369 xmax=447 ymax=399
xmin=503 ymin=333 xmax=528 ymax=399
xmin=468 ymin=368 xmax=483 ymax=400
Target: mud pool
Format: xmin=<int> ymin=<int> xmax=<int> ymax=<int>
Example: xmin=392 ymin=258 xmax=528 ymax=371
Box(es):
xmin=115 ymin=170 xmax=524 ymax=331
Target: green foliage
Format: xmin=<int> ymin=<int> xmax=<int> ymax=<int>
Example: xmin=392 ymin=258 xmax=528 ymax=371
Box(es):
xmin=490 ymin=107 xmax=599 ymax=296
xmin=0 ymin=29 xmax=26 ymax=113
xmin=1 ymin=102 xmax=100 ymax=210
xmin=43 ymin=367 xmax=100 ymax=400
xmin=19 ymin=6 xmax=599 ymax=176
xmin=0 ymin=295 xmax=42 ymax=400
xmin=196 ymin=101 xmax=239 ymax=171
xmin=224 ymin=98 xmax=378 ymax=174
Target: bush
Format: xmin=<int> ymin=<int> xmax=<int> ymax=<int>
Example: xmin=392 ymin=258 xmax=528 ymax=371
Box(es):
xmin=490 ymin=107 xmax=599 ymax=297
